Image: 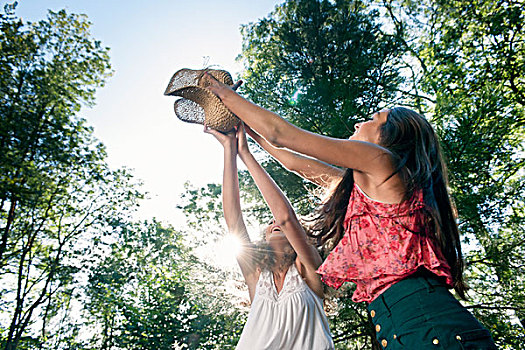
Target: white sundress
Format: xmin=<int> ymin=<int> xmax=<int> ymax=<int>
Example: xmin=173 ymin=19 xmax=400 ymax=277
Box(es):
xmin=236 ymin=264 xmax=334 ymax=350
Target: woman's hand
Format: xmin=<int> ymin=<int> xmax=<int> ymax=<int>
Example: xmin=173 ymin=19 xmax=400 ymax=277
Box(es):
xmin=204 ymin=124 xmax=237 ymax=150
xmin=236 ymin=123 xmax=251 ymax=157
xmin=202 ymin=72 xmax=242 ymax=99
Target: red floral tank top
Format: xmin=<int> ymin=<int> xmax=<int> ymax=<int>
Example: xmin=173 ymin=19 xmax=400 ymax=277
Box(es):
xmin=316 ymin=183 xmax=453 ymax=303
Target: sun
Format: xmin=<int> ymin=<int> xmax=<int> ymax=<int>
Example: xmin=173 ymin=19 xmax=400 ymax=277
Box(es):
xmin=210 ymin=234 xmax=243 ymax=269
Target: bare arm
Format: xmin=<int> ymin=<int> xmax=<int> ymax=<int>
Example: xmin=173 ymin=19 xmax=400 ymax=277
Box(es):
xmin=237 ymin=125 xmax=323 ymax=277
xmin=204 ymin=77 xmax=395 ymax=186
xmin=204 ymin=126 xmax=259 ymax=300
xmin=246 ymin=126 xmax=343 ymax=189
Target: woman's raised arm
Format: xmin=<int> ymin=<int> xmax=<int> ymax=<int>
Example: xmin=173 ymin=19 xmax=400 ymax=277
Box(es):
xmin=236 ymin=124 xmax=324 ymax=298
xmin=204 ymin=75 xmax=395 ymax=186
xmin=246 ymin=126 xmax=343 ymax=189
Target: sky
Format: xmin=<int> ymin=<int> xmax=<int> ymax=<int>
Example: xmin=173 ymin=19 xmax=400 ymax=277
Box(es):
xmin=14 ymin=0 xmax=284 ymax=225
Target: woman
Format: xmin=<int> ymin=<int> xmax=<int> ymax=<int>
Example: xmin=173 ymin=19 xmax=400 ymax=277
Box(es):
xmin=203 ymin=74 xmax=497 ymax=349
xmin=205 ymin=123 xmax=334 ymax=350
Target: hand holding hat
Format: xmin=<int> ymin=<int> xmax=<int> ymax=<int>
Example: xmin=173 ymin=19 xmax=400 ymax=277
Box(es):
xmin=164 ymin=68 xmax=241 ymax=132
xmin=200 ymin=71 xmax=243 ymax=100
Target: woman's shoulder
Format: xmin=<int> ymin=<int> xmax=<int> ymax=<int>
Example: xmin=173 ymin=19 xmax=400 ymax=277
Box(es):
xmin=294 ymin=259 xmax=304 ymax=276
xmin=353 ymin=172 xmax=406 ymax=204
xmin=295 ymin=258 xmax=325 ymax=299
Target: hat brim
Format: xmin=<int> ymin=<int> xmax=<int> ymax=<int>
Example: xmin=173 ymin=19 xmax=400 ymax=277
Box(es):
xmin=164 ymin=68 xmax=234 ymax=96
xmin=174 ymin=98 xmax=205 ymax=125
xmin=172 ymin=86 xmax=239 ymax=132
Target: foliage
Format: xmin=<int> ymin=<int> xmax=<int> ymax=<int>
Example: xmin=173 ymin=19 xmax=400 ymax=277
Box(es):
xmin=0 ymin=3 xmax=142 ymax=349
xmin=83 ymin=220 xmax=244 ymax=350
xmin=235 ymin=0 xmax=525 ymax=348
xmin=177 ymin=182 xmax=224 ymax=239
xmin=1 ymin=4 xmax=246 ymax=349
xmin=239 ymin=0 xmax=404 ymax=137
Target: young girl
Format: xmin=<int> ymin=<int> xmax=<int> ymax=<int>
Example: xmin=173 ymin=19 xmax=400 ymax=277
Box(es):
xmin=203 ymin=75 xmax=497 ymax=349
xmin=205 ymin=123 xmax=334 ymax=350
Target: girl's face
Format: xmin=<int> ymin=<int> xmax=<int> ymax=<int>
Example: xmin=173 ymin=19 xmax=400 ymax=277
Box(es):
xmin=265 ymin=219 xmax=286 ymax=243
xmin=349 ymin=109 xmax=389 ymax=144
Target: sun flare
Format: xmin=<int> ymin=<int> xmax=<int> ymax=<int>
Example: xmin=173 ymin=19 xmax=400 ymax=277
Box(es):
xmin=212 ymin=234 xmax=243 ymax=268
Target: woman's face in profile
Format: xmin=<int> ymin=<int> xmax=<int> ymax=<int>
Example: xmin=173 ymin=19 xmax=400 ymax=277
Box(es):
xmin=349 ymin=109 xmax=389 ymax=144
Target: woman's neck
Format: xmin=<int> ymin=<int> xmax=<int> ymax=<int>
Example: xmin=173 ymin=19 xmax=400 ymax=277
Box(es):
xmin=271 ymin=263 xmax=288 ymax=275
xmin=271 ymin=265 xmax=289 ymax=294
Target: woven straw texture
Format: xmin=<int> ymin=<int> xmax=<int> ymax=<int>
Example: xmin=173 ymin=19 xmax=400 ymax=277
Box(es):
xmin=164 ymin=69 xmax=234 ymax=95
xmin=164 ymin=68 xmax=239 ymax=132
xmin=173 ymin=86 xmax=239 ymax=132
xmin=173 ymin=98 xmax=205 ymax=125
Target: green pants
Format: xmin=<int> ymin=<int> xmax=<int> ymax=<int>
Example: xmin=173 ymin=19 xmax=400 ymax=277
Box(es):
xmin=367 ymin=275 xmax=497 ymax=349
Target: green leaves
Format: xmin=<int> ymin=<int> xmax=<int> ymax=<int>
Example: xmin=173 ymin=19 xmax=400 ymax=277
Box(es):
xmin=237 ymin=0 xmax=525 ymax=348
xmin=0 ymin=5 xmax=135 ymax=349
xmin=239 ymin=0 xmax=404 ymax=138
xmin=84 ymin=220 xmax=244 ymax=350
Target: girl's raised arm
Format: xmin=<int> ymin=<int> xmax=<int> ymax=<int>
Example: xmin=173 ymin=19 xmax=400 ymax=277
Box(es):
xmin=204 ymin=126 xmax=259 ymax=299
xmin=236 ymin=124 xmax=324 ymax=297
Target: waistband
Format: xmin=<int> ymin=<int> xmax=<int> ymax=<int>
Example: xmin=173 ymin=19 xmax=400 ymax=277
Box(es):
xmin=367 ymin=274 xmax=447 ymax=316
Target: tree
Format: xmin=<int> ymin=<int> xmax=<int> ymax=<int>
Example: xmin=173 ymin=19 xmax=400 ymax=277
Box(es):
xmin=83 ymin=220 xmax=245 ymax=350
xmin=0 ymin=4 xmax=142 ymax=349
xmin=239 ymin=0 xmax=404 ymax=137
xmin=237 ymin=0 xmax=525 ymax=348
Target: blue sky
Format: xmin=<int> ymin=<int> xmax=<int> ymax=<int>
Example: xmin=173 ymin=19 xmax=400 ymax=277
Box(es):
xmin=13 ymin=0 xmax=284 ymax=223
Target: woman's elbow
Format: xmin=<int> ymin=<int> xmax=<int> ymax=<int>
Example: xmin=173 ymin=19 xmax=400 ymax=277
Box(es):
xmin=264 ymin=125 xmax=283 ymax=148
xmin=274 ymin=209 xmax=296 ymax=228
xmin=262 ymin=116 xmax=290 ymax=148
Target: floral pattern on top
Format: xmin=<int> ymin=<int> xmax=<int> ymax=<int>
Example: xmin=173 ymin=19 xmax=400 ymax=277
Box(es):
xmin=316 ymin=183 xmax=453 ymax=303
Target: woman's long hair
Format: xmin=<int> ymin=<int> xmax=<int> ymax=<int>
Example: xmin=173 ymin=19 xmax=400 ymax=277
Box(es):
xmin=308 ymin=107 xmax=467 ymax=299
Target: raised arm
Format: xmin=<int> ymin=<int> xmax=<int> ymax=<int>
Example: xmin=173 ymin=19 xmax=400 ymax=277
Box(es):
xmin=204 ymin=75 xmax=396 ymax=186
xmin=204 ymin=126 xmax=259 ymax=299
xmin=236 ymin=124 xmax=324 ymax=293
xmin=246 ymin=125 xmax=343 ymax=189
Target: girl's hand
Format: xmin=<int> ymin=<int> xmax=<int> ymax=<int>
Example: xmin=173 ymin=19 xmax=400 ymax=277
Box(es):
xmin=236 ymin=122 xmax=250 ymax=156
xmin=204 ymin=124 xmax=237 ymax=149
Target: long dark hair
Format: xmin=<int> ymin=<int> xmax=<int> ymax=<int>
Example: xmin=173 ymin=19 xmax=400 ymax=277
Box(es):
xmin=308 ymin=107 xmax=467 ymax=299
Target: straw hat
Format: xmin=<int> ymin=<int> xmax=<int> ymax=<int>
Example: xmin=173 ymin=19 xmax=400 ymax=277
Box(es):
xmin=164 ymin=68 xmax=240 ymax=132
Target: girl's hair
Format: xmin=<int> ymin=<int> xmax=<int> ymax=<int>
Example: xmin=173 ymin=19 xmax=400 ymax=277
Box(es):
xmin=252 ymin=241 xmax=297 ymax=272
xmin=308 ymin=107 xmax=467 ymax=299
